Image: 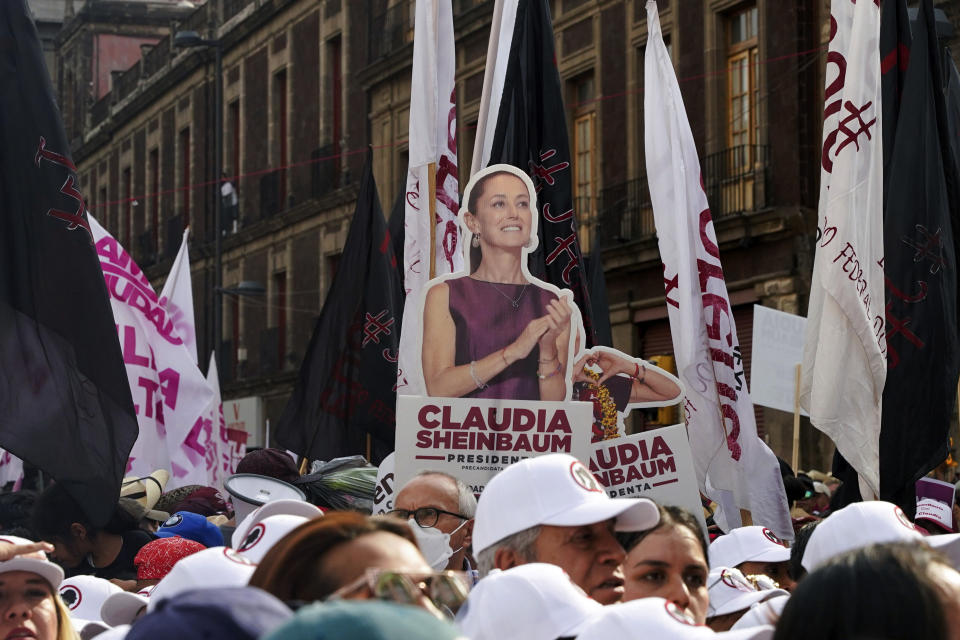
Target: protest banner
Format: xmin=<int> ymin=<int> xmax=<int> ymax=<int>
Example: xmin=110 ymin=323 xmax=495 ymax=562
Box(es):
xmin=395 ymin=395 xmax=594 ymax=493
xmin=750 ymin=305 xmax=808 ymax=416
xmin=373 ymin=452 xmax=396 ymax=516
xmin=89 ymin=215 xmax=215 ymax=486
xmin=588 ymin=424 xmax=705 ymax=532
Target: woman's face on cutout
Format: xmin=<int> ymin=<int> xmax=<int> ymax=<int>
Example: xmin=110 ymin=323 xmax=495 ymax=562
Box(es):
xmin=468 ymin=173 xmax=533 ymax=251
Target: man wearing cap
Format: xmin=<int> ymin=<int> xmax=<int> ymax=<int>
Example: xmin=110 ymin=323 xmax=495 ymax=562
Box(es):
xmin=390 ymin=471 xmax=476 ymax=572
xmin=473 ymin=453 xmax=660 ymax=605
xmin=708 ymin=526 xmax=795 ymax=592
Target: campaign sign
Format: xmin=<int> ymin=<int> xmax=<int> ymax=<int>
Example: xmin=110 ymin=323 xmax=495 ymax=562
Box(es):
xmin=395 ymin=395 xmax=594 ymax=493
xmin=588 ymin=424 xmax=706 ymax=532
xmin=373 ymin=452 xmax=397 ymax=516
xmin=750 ymin=305 xmax=808 ymax=416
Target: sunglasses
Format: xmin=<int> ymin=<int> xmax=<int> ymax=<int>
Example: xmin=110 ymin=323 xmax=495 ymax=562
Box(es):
xmin=328 ymin=569 xmax=472 ymax=619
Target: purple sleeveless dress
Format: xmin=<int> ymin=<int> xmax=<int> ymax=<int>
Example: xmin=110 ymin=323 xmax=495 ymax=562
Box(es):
xmin=447 ymin=276 xmax=558 ymax=400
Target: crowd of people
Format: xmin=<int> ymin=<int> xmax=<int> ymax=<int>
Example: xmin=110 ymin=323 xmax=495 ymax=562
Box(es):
xmin=0 ymin=448 xmax=957 ymax=639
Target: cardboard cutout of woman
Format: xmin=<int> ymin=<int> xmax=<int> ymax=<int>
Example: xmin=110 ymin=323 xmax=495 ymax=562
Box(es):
xmin=419 ymin=165 xmax=580 ymax=401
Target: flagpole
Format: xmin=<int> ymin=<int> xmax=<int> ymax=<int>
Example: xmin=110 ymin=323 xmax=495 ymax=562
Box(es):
xmin=793 ymin=364 xmax=802 ymax=472
xmin=428 ymin=161 xmax=437 ymax=278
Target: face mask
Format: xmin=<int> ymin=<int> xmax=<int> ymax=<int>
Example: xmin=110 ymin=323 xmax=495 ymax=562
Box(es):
xmin=411 ymin=520 xmax=467 ymax=571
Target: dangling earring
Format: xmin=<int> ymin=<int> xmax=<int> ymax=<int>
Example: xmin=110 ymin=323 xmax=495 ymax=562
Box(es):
xmin=472 ymin=233 xmax=481 ymax=248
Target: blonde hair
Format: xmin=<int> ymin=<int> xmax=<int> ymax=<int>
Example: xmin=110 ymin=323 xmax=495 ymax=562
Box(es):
xmin=52 ymin=582 xmax=79 ymax=640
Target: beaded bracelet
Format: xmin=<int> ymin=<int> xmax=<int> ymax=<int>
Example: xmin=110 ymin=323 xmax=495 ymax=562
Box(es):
xmin=537 ymin=360 xmax=563 ymax=380
xmin=470 ymin=360 xmax=488 ymax=389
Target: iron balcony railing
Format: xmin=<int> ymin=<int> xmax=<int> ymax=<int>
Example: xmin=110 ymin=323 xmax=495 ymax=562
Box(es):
xmin=597 ymin=144 xmax=770 ymax=248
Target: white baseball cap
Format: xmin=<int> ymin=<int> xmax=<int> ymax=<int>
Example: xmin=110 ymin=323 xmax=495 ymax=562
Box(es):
xmin=455 ymin=563 xmax=602 ymax=640
xmin=577 ymin=597 xmax=774 ymax=640
xmin=473 ymin=454 xmax=660 ymax=554
xmin=709 ymin=527 xmax=790 ymax=570
xmin=0 ymin=535 xmax=64 ymax=589
xmin=706 ymin=567 xmax=788 ymax=618
xmin=231 ymin=498 xmax=322 ymax=550
xmin=730 ymin=595 xmax=790 ymax=631
xmin=234 ymin=514 xmax=311 ymax=563
xmin=916 ymin=498 xmax=954 ymax=533
xmin=147 ymin=547 xmax=257 ymax=611
xmin=801 ymin=501 xmax=960 ymax=571
xmin=100 ymin=585 xmax=155 ymax=627
xmin=59 ymin=575 xmax=122 ymax=623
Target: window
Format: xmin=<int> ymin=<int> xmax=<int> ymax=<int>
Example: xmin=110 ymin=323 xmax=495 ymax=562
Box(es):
xmin=273 ymin=70 xmax=288 ymax=209
xmin=179 ymin=127 xmax=191 ymax=226
xmin=727 ymin=5 xmax=759 ymax=166
xmin=122 ymin=167 xmax=132 ymax=248
xmin=149 ymin=148 xmax=159 ymax=254
xmin=273 ymin=271 xmax=287 ymax=367
xmin=327 ymin=37 xmax=342 ymax=188
xmin=568 ymin=72 xmax=596 ymax=249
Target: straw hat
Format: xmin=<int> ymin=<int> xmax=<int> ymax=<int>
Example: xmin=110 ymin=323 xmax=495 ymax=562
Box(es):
xmin=120 ymin=470 xmax=170 ymax=511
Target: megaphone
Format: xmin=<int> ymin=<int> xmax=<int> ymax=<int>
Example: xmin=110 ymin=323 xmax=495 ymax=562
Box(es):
xmin=223 ymin=473 xmax=307 ymax=524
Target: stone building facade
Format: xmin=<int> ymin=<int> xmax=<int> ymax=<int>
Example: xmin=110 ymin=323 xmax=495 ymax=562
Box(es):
xmin=59 ymin=0 xmax=960 ymax=468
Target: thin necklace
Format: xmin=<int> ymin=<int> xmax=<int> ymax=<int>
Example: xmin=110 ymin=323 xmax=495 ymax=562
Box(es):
xmin=487 ymin=281 xmax=529 ymax=309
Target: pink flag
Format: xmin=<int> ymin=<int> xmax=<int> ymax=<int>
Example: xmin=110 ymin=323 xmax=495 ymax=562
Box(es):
xmin=89 ymin=215 xmax=215 ymax=487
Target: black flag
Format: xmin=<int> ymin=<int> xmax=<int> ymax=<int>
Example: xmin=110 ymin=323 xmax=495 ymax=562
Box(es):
xmin=485 ymin=0 xmax=595 ymax=346
xmin=878 ymin=0 xmax=960 ymax=515
xmin=275 ymin=149 xmax=401 ymax=464
xmin=0 ymin=0 xmax=138 ymax=524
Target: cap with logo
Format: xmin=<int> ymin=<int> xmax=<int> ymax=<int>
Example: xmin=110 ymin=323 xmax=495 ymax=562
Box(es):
xmin=708 ymin=527 xmax=790 ymax=570
xmin=456 ymin=563 xmax=602 ymax=640
xmin=156 ymin=511 xmax=224 ymax=548
xmin=0 ymin=535 xmax=64 ymax=589
xmin=472 ymin=454 xmax=660 ymax=555
xmin=147 ymin=546 xmax=258 ymax=611
xmin=231 ymin=498 xmax=323 ymax=557
xmin=577 ymin=597 xmax=774 ymax=640
xmin=802 ymin=501 xmax=960 ymax=571
xmin=100 ymin=585 xmax=156 ymax=627
xmin=59 ymin=575 xmax=123 ymax=623
xmin=915 ymin=498 xmax=954 ymax=533
xmin=706 ymin=567 xmax=788 ymax=619
xmin=134 ymin=537 xmax=207 ymax=581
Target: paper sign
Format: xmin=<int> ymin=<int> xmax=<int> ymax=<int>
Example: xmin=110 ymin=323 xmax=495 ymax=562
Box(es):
xmin=395 ymin=395 xmax=594 ymax=493
xmin=588 ymin=424 xmax=706 ymax=533
xmin=373 ymin=452 xmax=397 ymax=516
xmin=917 ymin=477 xmax=956 ymax=508
xmin=750 ymin=305 xmax=808 ymax=415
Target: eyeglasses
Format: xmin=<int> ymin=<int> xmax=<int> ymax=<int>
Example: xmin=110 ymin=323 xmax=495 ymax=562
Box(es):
xmin=328 ymin=569 xmax=471 ymax=619
xmin=388 ymin=507 xmax=468 ymax=528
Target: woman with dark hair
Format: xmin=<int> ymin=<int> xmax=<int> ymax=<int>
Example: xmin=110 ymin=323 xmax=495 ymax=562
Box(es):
xmin=774 ymin=542 xmax=956 ymax=640
xmin=31 ymin=483 xmax=153 ymax=580
xmin=249 ymin=511 xmax=432 ymax=603
xmin=421 ymin=165 xmax=574 ymax=401
xmin=617 ymin=504 xmax=710 ymax=624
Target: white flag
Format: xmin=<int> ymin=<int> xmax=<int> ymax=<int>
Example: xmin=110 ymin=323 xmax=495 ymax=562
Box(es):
xmin=471 ymin=0 xmax=520 ymax=174
xmin=396 ymin=0 xmax=461 ymax=395
xmin=159 ymin=228 xmax=198 ymax=365
xmin=800 ymin=0 xmax=885 ymax=497
xmin=89 ymin=215 xmax=215 ymax=488
xmin=643 ymin=1 xmax=791 ymax=538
